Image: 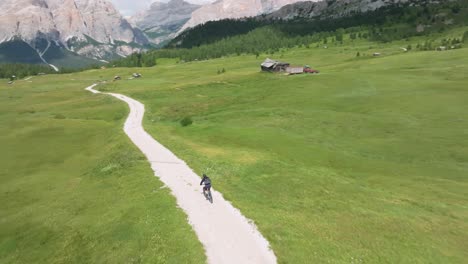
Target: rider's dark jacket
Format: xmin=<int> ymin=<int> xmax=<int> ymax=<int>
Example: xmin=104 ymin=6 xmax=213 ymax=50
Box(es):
xmin=200 ymin=177 xmax=211 ymax=186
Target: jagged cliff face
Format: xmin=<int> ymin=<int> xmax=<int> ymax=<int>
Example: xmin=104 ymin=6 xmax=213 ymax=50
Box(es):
xmin=76 ymin=0 xmax=147 ymax=44
xmin=265 ymin=0 xmax=407 ymax=20
xmin=133 ymin=0 xmax=201 ymax=31
xmin=0 ymin=0 xmax=58 ymax=43
xmin=132 ymin=0 xmax=201 ymax=45
xmin=47 ymin=0 xmax=88 ymax=41
xmin=179 ymin=0 xmax=310 ymax=33
xmin=261 ymin=0 xmax=315 ymax=13
xmin=0 ymin=0 xmax=148 ymax=62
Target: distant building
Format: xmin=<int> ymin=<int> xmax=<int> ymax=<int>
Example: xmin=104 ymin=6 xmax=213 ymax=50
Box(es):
xmin=286 ymin=66 xmax=304 ymax=75
xmin=261 ymin=58 xmax=320 ymax=75
xmin=261 ymin=58 xmax=290 ymax=72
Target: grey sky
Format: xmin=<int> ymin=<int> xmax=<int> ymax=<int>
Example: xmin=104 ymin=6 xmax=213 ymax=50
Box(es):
xmin=110 ymin=0 xmax=215 ymax=17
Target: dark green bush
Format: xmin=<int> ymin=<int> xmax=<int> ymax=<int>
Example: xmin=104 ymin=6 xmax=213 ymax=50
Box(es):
xmin=180 ymin=117 xmax=193 ymax=127
xmin=54 ymin=114 xmax=66 ymax=119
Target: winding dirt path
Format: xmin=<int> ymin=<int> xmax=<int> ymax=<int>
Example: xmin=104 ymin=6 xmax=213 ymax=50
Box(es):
xmin=86 ymin=84 xmax=277 ymax=264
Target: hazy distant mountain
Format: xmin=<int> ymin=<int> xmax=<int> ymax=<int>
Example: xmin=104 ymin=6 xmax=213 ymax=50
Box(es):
xmin=178 ymin=0 xmax=316 ymax=33
xmin=0 ymin=0 xmax=149 ymax=69
xmin=132 ymin=0 xmax=201 ymax=46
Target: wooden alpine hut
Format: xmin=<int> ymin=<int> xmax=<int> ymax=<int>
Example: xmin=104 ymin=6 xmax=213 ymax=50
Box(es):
xmin=261 ymin=58 xmax=290 ymax=72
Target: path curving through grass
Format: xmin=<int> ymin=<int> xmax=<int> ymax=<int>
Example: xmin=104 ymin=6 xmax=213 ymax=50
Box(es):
xmin=86 ymin=84 xmax=276 ymax=264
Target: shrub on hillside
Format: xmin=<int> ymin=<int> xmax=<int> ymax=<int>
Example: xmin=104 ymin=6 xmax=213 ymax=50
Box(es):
xmin=54 ymin=114 xmax=66 ymax=119
xmin=180 ymin=117 xmax=193 ymax=127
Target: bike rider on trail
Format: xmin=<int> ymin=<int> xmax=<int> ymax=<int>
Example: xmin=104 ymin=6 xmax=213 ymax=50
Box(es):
xmin=200 ymin=174 xmax=211 ymax=193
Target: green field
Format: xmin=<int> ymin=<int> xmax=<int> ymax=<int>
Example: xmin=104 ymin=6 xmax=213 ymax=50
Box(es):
xmin=1 ymin=31 xmax=468 ymax=263
xmin=97 ymin=35 xmax=468 ymax=263
xmin=0 ymin=77 xmax=205 ymax=263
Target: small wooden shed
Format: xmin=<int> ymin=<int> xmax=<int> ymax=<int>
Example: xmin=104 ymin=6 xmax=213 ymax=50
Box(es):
xmin=261 ymin=58 xmax=290 ymax=72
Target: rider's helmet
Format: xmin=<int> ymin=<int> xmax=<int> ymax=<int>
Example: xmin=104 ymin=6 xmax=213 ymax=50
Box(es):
xmin=203 ymin=174 xmax=207 ymax=178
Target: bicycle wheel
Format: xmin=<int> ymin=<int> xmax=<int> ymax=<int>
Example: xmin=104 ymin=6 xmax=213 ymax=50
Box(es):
xmin=208 ymin=191 xmax=213 ymax=203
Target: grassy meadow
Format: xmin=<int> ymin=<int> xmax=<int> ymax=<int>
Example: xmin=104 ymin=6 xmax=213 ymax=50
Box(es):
xmin=1 ymin=29 xmax=467 ymax=264
xmin=95 ymin=33 xmax=468 ymax=263
xmin=0 ymin=76 xmax=205 ymax=263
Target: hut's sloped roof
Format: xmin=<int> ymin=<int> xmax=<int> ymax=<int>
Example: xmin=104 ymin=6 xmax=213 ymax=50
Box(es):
xmin=261 ymin=58 xmax=278 ymax=68
xmin=261 ymin=58 xmax=290 ymax=68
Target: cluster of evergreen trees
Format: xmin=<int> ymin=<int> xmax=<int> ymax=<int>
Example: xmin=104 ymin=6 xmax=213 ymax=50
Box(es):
xmin=171 ymin=18 xmax=263 ymax=49
xmin=0 ymin=63 xmax=104 ymax=80
xmin=463 ymin=31 xmax=468 ymax=43
xmin=170 ymin=0 xmax=468 ymax=48
xmin=147 ymin=27 xmax=334 ymax=61
xmin=112 ymin=52 xmax=157 ymax=68
xmin=0 ymin=64 xmax=56 ymax=80
xmin=414 ymin=38 xmax=464 ymax=51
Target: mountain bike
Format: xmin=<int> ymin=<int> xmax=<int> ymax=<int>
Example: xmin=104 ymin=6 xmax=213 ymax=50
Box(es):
xmin=203 ymin=186 xmax=213 ymax=204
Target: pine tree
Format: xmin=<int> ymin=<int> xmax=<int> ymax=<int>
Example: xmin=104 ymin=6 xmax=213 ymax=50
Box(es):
xmin=463 ymin=31 xmax=468 ymax=43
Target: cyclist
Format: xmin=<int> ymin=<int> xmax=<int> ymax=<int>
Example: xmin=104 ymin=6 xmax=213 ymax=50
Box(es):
xmin=200 ymin=174 xmax=212 ymax=194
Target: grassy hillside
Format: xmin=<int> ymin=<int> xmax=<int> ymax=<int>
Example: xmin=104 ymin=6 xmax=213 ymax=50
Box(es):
xmin=0 ymin=76 xmax=205 ymax=263
xmin=157 ymin=0 xmax=468 ymax=61
xmin=42 ymin=45 xmax=101 ymax=69
xmin=97 ymin=33 xmax=468 ymax=263
xmin=1 ymin=27 xmax=467 ymax=263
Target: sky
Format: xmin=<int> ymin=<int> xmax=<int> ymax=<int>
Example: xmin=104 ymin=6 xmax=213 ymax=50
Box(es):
xmin=110 ymin=0 xmax=215 ymax=17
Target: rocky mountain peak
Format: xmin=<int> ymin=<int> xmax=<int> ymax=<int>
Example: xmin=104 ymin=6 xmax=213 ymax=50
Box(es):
xmin=168 ymin=0 xmax=189 ymax=7
xmin=178 ymin=0 xmax=313 ymax=33
xmin=265 ymin=0 xmax=405 ymax=20
xmin=0 ymin=0 xmax=148 ymax=61
xmin=131 ymin=0 xmax=201 ymax=45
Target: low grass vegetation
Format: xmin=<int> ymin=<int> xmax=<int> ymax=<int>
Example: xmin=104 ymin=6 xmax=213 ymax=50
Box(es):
xmin=0 ymin=76 xmax=205 ymax=263
xmin=1 ymin=28 xmax=467 ymax=263
xmin=96 ymin=32 xmax=468 ymax=263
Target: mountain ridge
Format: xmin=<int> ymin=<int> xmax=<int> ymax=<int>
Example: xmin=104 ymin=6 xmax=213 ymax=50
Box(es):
xmin=166 ymin=0 xmax=467 ymax=51
xmin=178 ymin=0 xmax=318 ymax=33
xmin=0 ymin=0 xmax=149 ymax=69
xmin=131 ymin=0 xmax=201 ymax=46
